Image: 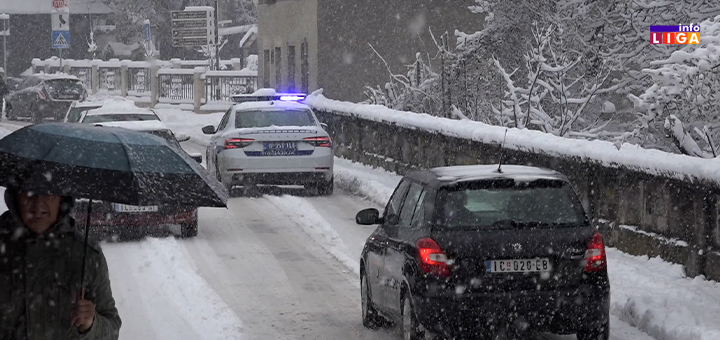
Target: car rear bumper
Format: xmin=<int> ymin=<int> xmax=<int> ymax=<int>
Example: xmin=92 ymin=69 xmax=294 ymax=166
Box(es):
xmin=74 ymin=207 xmax=198 ymax=238
xmin=227 ymin=169 xmax=332 ymax=186
xmin=218 ymin=148 xmax=334 ymax=185
xmin=412 ymin=285 xmax=609 ymax=337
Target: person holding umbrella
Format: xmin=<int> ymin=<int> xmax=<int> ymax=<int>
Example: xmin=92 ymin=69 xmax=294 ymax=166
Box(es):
xmin=0 ymin=123 xmax=228 ymax=339
xmin=0 ymin=186 xmax=121 ymax=339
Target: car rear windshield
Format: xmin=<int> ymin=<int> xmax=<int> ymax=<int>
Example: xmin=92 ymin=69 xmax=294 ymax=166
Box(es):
xmin=82 ymin=113 xmax=160 ymax=124
xmin=67 ymin=106 xmax=101 ymax=123
xmin=44 ymin=79 xmax=85 ymax=94
xmin=235 ymin=109 xmax=315 ymax=128
xmin=435 ymin=178 xmax=587 ymax=229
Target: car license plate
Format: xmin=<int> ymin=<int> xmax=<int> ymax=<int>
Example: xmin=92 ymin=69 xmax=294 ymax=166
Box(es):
xmin=263 ymin=142 xmax=297 ymax=156
xmin=486 ymin=258 xmax=551 ymax=273
xmin=114 ymin=204 xmax=159 ymax=213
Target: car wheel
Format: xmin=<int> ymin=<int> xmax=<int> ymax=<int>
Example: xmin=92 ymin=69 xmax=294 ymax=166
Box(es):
xmin=576 ymin=322 xmax=610 ymax=340
xmin=361 ymin=270 xmax=387 ymax=329
xmin=402 ymin=292 xmax=423 ymax=340
xmin=317 ymin=177 xmax=334 ymax=196
xmin=180 ymin=221 xmax=198 ymax=238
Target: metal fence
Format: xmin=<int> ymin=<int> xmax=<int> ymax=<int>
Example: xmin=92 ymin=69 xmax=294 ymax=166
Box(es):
xmin=126 ymin=68 xmax=151 ymax=94
xmin=158 ymin=72 xmax=195 ymax=103
xmin=98 ymin=67 xmax=122 ymax=93
xmin=205 ymin=74 xmax=257 ymax=102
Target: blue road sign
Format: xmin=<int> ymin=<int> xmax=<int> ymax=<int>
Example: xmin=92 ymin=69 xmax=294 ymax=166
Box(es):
xmin=52 ymin=30 xmax=70 ymax=49
xmin=144 ymin=22 xmax=151 ymax=40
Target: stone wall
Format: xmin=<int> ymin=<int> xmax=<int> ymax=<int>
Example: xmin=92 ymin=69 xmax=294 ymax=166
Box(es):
xmin=314 ymin=108 xmax=720 ymax=281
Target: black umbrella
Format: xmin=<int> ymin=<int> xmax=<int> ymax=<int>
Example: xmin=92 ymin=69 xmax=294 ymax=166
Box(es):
xmin=0 ymin=123 xmax=229 ymax=289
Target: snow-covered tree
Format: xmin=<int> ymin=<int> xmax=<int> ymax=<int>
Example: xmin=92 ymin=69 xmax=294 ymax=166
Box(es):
xmin=491 ymin=23 xmax=618 ymax=137
xmin=629 ymin=14 xmax=720 ymax=158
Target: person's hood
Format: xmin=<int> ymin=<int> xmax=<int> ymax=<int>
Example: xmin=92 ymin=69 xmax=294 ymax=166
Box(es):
xmin=3 ymin=187 xmax=76 ymax=237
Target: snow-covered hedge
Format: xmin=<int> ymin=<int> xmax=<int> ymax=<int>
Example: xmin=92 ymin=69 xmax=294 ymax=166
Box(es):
xmin=305 ymin=91 xmax=720 ymax=186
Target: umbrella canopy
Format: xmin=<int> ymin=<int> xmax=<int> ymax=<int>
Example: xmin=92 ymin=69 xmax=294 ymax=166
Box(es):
xmin=0 ymin=123 xmax=228 ymax=207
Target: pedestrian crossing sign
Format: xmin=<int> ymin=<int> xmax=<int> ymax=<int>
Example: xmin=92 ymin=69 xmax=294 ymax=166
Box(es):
xmin=52 ymin=30 xmax=70 ymax=49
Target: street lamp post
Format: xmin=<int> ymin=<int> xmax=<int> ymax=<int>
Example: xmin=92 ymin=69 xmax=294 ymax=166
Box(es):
xmin=0 ymin=13 xmax=9 ymax=76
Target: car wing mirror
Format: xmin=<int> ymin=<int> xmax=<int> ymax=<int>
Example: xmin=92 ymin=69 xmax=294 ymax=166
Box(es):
xmin=320 ymin=122 xmax=328 ymax=130
xmin=356 ymin=208 xmax=381 ymax=225
xmin=188 ymin=152 xmax=202 ymax=163
xmin=176 ymin=133 xmax=191 ymax=142
xmin=202 ymin=125 xmax=216 ymax=135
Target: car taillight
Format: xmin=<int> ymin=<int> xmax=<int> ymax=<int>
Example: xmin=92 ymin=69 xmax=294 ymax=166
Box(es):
xmin=303 ymin=136 xmax=332 ymax=148
xmin=225 ymin=138 xmax=254 ymax=149
xmin=416 ymin=237 xmax=451 ymax=277
xmin=37 ymin=91 xmax=47 ymax=100
xmin=584 ymin=232 xmax=607 ymax=272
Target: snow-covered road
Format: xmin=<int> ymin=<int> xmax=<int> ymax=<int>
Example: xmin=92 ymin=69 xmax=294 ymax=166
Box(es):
xmin=0 ymin=110 xmax=717 ymax=340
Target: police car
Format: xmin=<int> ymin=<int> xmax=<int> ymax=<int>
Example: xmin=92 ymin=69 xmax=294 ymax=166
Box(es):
xmin=202 ymin=91 xmax=334 ymax=195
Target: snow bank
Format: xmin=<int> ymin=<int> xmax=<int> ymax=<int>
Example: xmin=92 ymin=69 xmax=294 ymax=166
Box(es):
xmin=103 ymin=237 xmax=243 ymax=340
xmin=609 ymin=248 xmax=720 ymax=340
xmin=265 ymin=195 xmax=359 ymax=275
xmin=333 ymin=158 xmax=400 ymax=206
xmin=305 ymin=93 xmax=720 ymax=186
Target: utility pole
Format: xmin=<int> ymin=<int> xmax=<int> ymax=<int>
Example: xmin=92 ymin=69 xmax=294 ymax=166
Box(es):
xmin=0 ymin=14 xmax=8 ymax=76
xmin=214 ymin=0 xmax=220 ymax=71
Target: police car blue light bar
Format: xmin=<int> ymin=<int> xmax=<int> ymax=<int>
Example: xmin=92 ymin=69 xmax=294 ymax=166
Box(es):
xmin=277 ymin=93 xmax=307 ymax=101
xmin=230 ymin=90 xmax=307 ymax=103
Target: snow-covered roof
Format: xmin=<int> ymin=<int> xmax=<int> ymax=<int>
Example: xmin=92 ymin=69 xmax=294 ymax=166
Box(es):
xmin=0 ymin=0 xmax=112 ymax=14
xmin=219 ymin=24 xmax=255 ymax=36
xmin=234 ymin=100 xmax=312 ymax=112
xmin=92 ymin=120 xmax=169 ymax=132
xmin=239 ymin=26 xmax=258 ymax=48
xmin=429 ymin=165 xmax=567 ymax=183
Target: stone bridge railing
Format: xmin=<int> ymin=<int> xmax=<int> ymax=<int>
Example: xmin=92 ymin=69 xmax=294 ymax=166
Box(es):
xmin=305 ymin=93 xmax=720 ymax=281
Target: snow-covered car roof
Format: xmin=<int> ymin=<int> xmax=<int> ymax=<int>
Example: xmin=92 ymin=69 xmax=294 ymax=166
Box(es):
xmin=233 ymin=100 xmax=312 ymax=112
xmin=91 ymin=120 xmax=170 ymax=132
xmin=426 ymin=164 xmax=568 ymax=184
xmin=85 ymin=103 xmax=157 ymax=116
xmin=31 ymin=73 xmax=81 ymax=81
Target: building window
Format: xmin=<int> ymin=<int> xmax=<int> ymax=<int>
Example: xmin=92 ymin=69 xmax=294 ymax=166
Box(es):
xmin=263 ymin=49 xmax=270 ymax=88
xmin=287 ymin=45 xmax=296 ymax=92
xmin=301 ymin=39 xmax=309 ymax=93
xmin=275 ymin=47 xmax=282 ymax=90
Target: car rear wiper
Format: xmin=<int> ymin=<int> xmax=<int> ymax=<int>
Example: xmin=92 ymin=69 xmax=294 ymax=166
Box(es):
xmin=489 ymin=219 xmax=550 ymax=229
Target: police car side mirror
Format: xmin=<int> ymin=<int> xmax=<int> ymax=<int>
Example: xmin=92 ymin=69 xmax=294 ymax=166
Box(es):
xmin=320 ymin=123 xmax=328 ymax=130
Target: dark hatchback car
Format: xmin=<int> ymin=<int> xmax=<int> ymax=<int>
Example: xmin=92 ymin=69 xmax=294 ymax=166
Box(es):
xmin=357 ymin=165 xmax=610 ymax=340
xmin=5 ymin=74 xmax=88 ymax=123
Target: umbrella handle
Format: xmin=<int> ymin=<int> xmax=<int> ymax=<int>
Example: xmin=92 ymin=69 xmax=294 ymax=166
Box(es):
xmin=79 ymin=198 xmax=92 ymax=291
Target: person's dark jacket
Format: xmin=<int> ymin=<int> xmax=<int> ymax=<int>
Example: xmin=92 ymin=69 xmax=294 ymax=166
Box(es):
xmin=0 ymin=189 xmax=121 ymax=339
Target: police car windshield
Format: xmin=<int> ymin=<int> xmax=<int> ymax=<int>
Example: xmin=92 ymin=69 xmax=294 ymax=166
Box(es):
xmin=235 ymin=109 xmax=315 ymax=128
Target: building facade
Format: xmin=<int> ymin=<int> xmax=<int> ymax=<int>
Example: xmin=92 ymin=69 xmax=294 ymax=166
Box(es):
xmin=257 ymin=0 xmax=478 ymax=102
